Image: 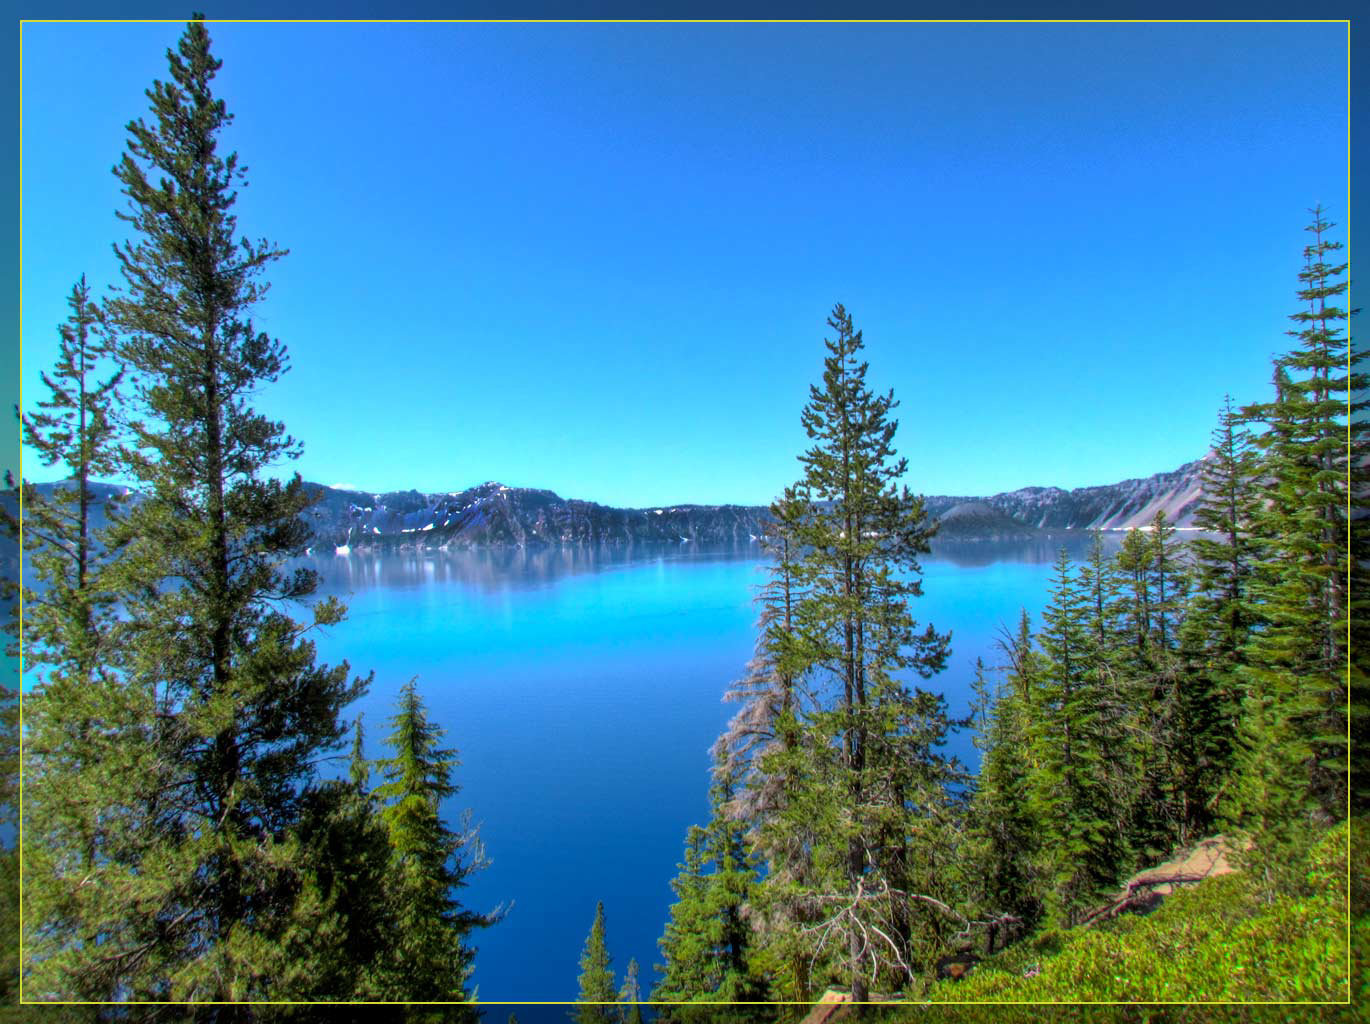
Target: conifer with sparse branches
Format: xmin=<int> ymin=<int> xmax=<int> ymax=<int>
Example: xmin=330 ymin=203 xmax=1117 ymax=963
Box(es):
xmin=15 ymin=275 xmax=124 ymax=678
xmin=736 ymin=305 xmax=959 ymax=1001
xmin=15 ymin=275 xmax=139 ymax=1004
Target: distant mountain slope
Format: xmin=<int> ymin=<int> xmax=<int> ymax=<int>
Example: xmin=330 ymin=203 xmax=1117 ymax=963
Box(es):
xmin=1 ymin=458 xmax=1209 ymax=557
xmin=930 ymin=501 xmax=1042 ymax=540
xmin=923 ymin=458 xmax=1208 ymax=533
xmin=299 ymin=458 xmax=1208 ymax=549
xmin=301 ymin=481 xmax=766 ymax=550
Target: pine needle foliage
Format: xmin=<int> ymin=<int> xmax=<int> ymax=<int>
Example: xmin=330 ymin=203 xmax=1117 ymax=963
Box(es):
xmin=14 ymin=275 xmax=124 ymax=679
xmin=21 ymin=17 xmax=371 ymax=1003
xmin=574 ymin=901 xmax=617 ymax=1024
xmin=13 ymin=277 xmax=134 ymax=1004
xmin=653 ymin=754 xmax=767 ymax=1019
xmin=1230 ymin=206 xmax=1360 ymax=893
xmin=371 ymin=678 xmax=495 ymax=1002
xmin=730 ymin=305 xmax=961 ymax=1002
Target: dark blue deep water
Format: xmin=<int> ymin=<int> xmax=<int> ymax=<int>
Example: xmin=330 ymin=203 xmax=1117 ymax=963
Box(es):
xmin=301 ymin=532 xmax=1123 ymax=1003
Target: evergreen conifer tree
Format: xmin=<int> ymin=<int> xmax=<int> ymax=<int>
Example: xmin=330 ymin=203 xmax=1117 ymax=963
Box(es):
xmin=23 ymin=17 xmax=372 ymax=1002
xmin=1111 ymin=518 xmax=1187 ymax=860
xmin=965 ymin=656 xmax=1040 ymax=930
xmin=574 ymin=901 xmax=617 ymax=1024
xmin=1180 ymin=398 xmax=1260 ymax=820
xmin=652 ymin=754 xmax=764 ymax=1017
xmin=15 ymin=275 xmax=124 ymax=679
xmin=12 ymin=276 xmax=133 ymax=1004
xmin=279 ymin=764 xmax=393 ymax=1001
xmin=1143 ymin=510 xmax=1198 ymax=847
xmin=749 ymin=305 xmax=956 ymax=999
xmin=1231 ymin=207 xmax=1361 ymax=887
xmin=1029 ymin=550 xmax=1119 ymax=926
xmin=654 ymin=825 xmax=712 ymax=1009
xmin=1188 ymin=398 xmax=1260 ymax=665
xmin=1115 ymin=528 xmax=1154 ymax=661
xmin=1145 ymin=511 xmax=1186 ymax=652
xmin=372 ymin=678 xmax=494 ymax=1002
xmin=617 ymin=958 xmax=644 ymax=1024
xmin=349 ymin=713 xmax=370 ymax=792
xmin=1075 ymin=531 xmax=1136 ymax=843
xmin=713 ymin=494 xmax=820 ymax=1003
xmin=699 ymin=762 xmax=764 ymax=1006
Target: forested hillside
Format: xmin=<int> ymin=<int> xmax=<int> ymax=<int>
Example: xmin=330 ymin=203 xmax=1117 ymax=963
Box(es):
xmin=619 ymin=211 xmax=1363 ymax=1015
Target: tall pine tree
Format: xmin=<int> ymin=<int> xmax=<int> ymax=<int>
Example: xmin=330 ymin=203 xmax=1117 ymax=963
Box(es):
xmin=1232 ymin=207 xmax=1360 ymax=891
xmin=24 ymin=17 xmax=371 ymax=1002
xmin=750 ymin=305 xmax=956 ymax=1000
xmin=713 ymin=493 xmax=819 ymax=1003
xmin=15 ymin=275 xmax=124 ymax=680
xmin=1029 ymin=550 xmax=1119 ymax=927
xmin=964 ymin=653 xmax=1041 ymax=932
xmin=1180 ymin=397 xmax=1260 ymax=821
xmin=1075 ymin=531 xmax=1135 ymax=844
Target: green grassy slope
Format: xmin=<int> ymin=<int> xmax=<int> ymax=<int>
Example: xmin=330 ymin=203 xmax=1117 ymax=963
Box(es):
xmin=884 ymin=818 xmax=1365 ymax=1022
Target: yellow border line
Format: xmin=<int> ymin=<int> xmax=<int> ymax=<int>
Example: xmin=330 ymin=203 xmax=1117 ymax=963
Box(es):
xmin=1342 ymin=19 xmax=1352 ymax=1007
xmin=17 ymin=16 xmax=25 ymax=1011
xmin=13 ymin=16 xmax=1355 ymax=1009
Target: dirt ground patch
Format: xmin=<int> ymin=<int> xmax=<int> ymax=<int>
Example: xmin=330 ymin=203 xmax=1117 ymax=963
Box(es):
xmin=1126 ymin=834 xmax=1238 ymax=894
xmin=1079 ymin=834 xmax=1241 ymax=928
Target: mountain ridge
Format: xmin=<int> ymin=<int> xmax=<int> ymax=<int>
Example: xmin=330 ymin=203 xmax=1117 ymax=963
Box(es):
xmin=5 ymin=457 xmax=1210 ymax=553
xmin=299 ymin=455 xmax=1209 ymax=549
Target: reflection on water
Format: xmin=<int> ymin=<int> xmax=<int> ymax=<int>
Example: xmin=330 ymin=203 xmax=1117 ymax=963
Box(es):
xmin=929 ymin=530 xmax=1129 ymax=568
xmin=300 ymin=541 xmax=765 ymax=595
xmin=299 ymin=531 xmax=1136 ymax=595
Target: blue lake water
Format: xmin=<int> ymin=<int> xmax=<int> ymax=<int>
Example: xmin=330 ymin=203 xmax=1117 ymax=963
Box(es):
xmin=300 ymin=532 xmax=1124 ymax=1003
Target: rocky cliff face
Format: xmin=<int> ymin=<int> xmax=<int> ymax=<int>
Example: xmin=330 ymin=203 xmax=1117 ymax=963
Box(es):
xmin=923 ymin=458 xmax=1208 ymax=533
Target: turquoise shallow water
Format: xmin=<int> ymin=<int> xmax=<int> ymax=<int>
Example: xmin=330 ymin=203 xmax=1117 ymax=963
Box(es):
xmin=300 ymin=532 xmax=1122 ymax=1002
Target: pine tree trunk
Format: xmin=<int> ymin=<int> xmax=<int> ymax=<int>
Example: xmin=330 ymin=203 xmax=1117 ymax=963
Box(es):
xmin=849 ymin=927 xmax=868 ymax=1003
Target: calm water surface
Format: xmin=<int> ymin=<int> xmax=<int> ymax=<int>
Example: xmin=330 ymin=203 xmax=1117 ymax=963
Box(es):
xmin=301 ymin=532 xmax=1123 ymax=1002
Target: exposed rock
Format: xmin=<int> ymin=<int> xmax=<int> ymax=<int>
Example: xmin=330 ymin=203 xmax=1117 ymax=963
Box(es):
xmin=923 ymin=457 xmax=1209 ymax=532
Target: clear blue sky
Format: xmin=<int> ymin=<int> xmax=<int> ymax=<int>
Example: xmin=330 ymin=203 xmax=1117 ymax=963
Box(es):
xmin=20 ymin=21 xmax=1348 ymax=507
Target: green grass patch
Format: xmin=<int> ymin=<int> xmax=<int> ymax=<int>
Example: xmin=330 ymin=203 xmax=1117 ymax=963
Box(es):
xmin=904 ymin=819 xmax=1360 ymax=1014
